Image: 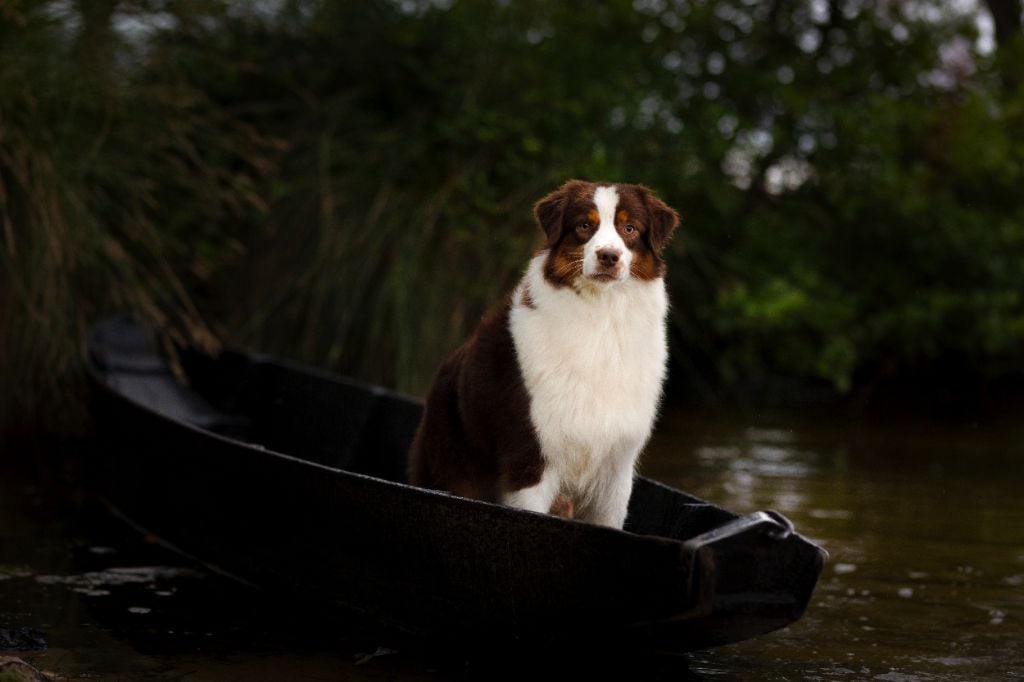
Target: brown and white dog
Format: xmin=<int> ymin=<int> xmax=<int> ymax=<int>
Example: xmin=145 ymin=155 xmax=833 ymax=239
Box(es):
xmin=407 ymin=180 xmax=679 ymax=528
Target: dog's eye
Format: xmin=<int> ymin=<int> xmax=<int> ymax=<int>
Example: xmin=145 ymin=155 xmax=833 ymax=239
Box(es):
xmin=577 ymin=222 xmax=592 ymax=233
xmin=624 ymin=224 xmax=636 ymax=234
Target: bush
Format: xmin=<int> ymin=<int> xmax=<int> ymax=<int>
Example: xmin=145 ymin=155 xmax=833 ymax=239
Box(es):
xmin=3 ymin=0 xmax=1024 ymax=435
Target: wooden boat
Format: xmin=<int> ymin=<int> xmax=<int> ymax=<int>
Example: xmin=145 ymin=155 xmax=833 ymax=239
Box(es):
xmin=85 ymin=316 xmax=826 ymax=652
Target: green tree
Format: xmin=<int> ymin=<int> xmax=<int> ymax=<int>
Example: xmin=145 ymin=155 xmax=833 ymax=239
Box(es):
xmin=4 ymin=0 xmax=1024 ymax=436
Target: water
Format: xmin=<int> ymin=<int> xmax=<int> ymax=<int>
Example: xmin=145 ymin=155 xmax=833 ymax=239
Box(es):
xmin=2 ymin=406 xmax=1023 ymax=680
xmin=644 ymin=407 xmax=1024 ymax=680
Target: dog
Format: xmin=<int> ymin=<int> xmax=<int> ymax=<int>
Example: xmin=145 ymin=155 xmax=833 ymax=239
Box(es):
xmin=407 ymin=180 xmax=679 ymax=529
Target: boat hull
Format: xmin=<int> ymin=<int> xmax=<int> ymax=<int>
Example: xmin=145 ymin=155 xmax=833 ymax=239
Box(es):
xmin=86 ymin=317 xmax=826 ymax=650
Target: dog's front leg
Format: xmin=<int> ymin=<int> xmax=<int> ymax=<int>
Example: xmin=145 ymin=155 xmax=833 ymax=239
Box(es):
xmin=581 ymin=453 xmax=637 ymax=529
xmin=502 ymin=466 xmax=560 ymax=515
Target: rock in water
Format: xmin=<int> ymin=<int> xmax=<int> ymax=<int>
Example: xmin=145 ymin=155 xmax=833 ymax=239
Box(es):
xmin=0 ymin=628 xmax=46 ymax=651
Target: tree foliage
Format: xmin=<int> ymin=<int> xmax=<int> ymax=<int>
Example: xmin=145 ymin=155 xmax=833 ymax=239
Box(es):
xmin=3 ymin=0 xmax=1024 ymax=431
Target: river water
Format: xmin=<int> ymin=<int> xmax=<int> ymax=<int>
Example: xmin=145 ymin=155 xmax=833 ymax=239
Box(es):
xmin=2 ymin=405 xmax=1022 ymax=680
xmin=644 ymin=406 xmax=1024 ymax=680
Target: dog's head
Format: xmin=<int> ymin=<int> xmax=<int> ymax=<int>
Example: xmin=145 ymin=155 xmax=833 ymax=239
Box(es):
xmin=534 ymin=180 xmax=679 ymax=289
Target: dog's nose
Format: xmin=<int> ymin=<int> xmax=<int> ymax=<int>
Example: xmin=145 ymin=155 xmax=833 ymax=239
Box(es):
xmin=597 ymin=248 xmax=621 ymax=267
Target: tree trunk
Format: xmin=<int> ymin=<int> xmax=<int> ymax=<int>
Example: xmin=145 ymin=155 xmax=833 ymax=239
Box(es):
xmin=74 ymin=0 xmax=120 ymax=79
xmin=984 ymin=0 xmax=1022 ymax=46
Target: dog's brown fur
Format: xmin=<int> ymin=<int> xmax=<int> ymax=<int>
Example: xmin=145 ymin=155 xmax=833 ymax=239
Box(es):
xmin=407 ymin=296 xmax=544 ymax=500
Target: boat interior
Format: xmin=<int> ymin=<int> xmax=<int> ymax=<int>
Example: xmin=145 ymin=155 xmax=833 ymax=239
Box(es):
xmin=89 ymin=317 xmax=739 ymax=539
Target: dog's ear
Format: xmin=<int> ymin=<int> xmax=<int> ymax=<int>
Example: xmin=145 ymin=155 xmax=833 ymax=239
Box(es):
xmin=643 ymin=189 xmax=680 ymax=254
xmin=534 ymin=180 xmax=581 ymax=247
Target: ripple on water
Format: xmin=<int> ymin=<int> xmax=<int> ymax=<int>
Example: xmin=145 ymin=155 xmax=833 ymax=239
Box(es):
xmin=810 ymin=509 xmax=854 ymax=519
xmin=751 ymin=444 xmax=792 ymax=462
xmin=873 ymin=670 xmax=932 ymax=682
xmin=34 ymin=566 xmax=203 ymax=592
xmin=87 ymin=546 xmax=117 ymax=555
xmin=729 ymin=458 xmax=814 ymax=478
xmin=696 ymin=445 xmax=742 ymax=461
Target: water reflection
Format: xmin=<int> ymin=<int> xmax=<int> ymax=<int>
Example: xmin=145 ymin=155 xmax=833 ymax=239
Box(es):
xmin=643 ymin=406 xmax=1024 ymax=680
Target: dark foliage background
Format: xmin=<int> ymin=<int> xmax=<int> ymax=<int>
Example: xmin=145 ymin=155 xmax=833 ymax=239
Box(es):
xmin=3 ymin=0 xmax=1024 ymax=435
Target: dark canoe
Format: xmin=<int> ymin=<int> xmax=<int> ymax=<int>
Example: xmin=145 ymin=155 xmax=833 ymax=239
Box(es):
xmin=85 ymin=317 xmax=827 ymax=652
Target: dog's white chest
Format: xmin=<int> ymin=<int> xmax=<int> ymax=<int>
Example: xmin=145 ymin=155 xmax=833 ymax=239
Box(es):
xmin=509 ymin=256 xmax=668 ymax=484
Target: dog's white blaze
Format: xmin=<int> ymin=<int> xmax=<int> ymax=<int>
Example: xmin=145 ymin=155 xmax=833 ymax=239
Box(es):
xmin=507 ymin=254 xmax=669 ymax=527
xmin=584 ymin=186 xmax=631 ymax=281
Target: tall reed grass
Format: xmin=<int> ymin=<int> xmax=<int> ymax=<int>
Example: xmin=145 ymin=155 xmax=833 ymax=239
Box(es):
xmin=0 ymin=3 xmax=274 ymax=435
